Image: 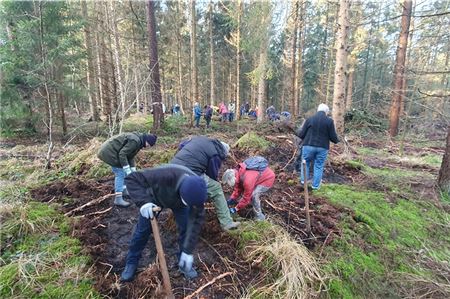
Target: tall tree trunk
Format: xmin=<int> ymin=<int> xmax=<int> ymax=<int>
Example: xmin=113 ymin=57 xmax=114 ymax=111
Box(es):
xmin=296 ymin=0 xmax=306 ymax=115
xmin=438 ymin=126 xmax=450 ymax=194
xmin=236 ymin=0 xmax=242 ymax=118
xmin=190 ymin=0 xmax=198 ymax=125
xmin=209 ymin=1 xmax=215 ymax=107
xmin=332 ymin=0 xmax=349 ymax=134
xmin=389 ymin=0 xmax=413 ymax=137
xmin=176 ymin=0 xmax=184 ymax=114
xmin=291 ymin=0 xmax=299 ymax=117
xmin=81 ymin=0 xmax=99 ymax=121
xmin=345 ymin=70 xmax=354 ymax=111
xmin=147 ymin=1 xmax=163 ymax=129
xmin=257 ymin=49 xmax=268 ymax=124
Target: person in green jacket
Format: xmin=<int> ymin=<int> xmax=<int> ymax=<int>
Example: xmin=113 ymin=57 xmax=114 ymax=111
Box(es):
xmin=98 ymin=132 xmax=157 ymax=207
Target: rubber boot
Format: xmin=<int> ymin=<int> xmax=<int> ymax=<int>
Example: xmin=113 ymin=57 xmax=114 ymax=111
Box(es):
xmin=120 ymin=263 xmax=138 ymax=282
xmin=122 ymin=188 xmax=131 ymax=199
xmin=114 ymin=193 xmax=131 ymax=207
xmin=222 ymin=221 xmax=240 ymax=231
xmin=255 ymin=213 xmax=266 ymax=221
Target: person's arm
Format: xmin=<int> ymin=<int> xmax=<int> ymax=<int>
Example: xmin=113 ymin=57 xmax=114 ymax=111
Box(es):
xmin=206 ymin=155 xmax=222 ymax=181
xmin=230 ymin=181 xmax=242 ymax=200
xmin=235 ymin=174 xmax=257 ymax=211
xmin=181 ymin=205 xmax=206 ymax=254
xmin=296 ymin=119 xmax=309 ymax=139
xmin=118 ymin=139 xmax=140 ymax=167
xmin=329 ymin=121 xmax=340 ymax=144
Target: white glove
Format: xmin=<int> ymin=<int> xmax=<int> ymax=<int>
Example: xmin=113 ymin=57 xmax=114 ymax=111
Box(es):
xmin=140 ymin=203 xmax=159 ymax=219
xmin=178 ymin=252 xmax=194 ymax=272
xmin=130 ymin=167 xmax=137 ymax=172
xmin=123 ymin=165 xmax=132 ymax=175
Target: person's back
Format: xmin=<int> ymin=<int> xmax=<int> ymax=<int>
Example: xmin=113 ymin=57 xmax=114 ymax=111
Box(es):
xmin=298 ymin=110 xmax=339 ymax=150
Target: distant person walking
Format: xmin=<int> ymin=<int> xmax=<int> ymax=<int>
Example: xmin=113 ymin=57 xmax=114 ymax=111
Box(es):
xmin=296 ymin=103 xmax=339 ymax=190
xmin=98 ymin=132 xmax=157 ymax=206
xmin=204 ymin=105 xmax=213 ymax=128
xmin=218 ymin=102 xmax=229 ymax=122
xmin=228 ymin=102 xmax=236 ymax=122
xmin=193 ymin=102 xmax=202 ymax=127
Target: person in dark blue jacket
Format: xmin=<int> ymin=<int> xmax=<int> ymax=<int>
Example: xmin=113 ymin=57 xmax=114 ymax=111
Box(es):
xmin=171 ymin=136 xmax=240 ymax=231
xmin=120 ymin=164 xmax=207 ymax=282
xmin=296 ymin=103 xmax=339 ymax=190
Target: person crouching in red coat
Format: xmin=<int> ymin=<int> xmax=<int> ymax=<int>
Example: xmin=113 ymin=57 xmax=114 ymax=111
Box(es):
xmin=222 ymin=162 xmax=275 ymax=221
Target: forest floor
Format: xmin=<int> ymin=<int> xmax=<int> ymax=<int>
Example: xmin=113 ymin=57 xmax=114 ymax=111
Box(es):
xmin=1 ymin=115 xmax=449 ymax=298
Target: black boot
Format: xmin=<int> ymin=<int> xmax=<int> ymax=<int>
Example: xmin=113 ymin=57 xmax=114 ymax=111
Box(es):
xmin=120 ymin=264 xmax=138 ymax=282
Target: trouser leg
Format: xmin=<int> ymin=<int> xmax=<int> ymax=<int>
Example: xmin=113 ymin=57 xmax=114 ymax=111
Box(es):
xmin=312 ymin=148 xmax=328 ymax=189
xmin=112 ymin=166 xmax=125 ymax=193
xmin=125 ymin=215 xmax=152 ymax=266
xmin=251 ymin=185 xmax=269 ymax=220
xmin=206 ymin=176 xmax=234 ymax=228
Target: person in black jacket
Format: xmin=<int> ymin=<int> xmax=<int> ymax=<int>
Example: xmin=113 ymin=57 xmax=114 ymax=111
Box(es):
xmin=296 ymin=104 xmax=339 ymax=190
xmin=120 ymin=164 xmax=207 ymax=282
xmin=171 ymin=136 xmax=240 ymax=231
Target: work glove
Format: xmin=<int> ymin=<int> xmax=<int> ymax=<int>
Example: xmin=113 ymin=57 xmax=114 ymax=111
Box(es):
xmin=178 ymin=252 xmax=197 ymax=279
xmin=130 ymin=167 xmax=137 ymax=172
xmin=140 ymin=202 xmax=159 ymax=219
xmin=229 ymin=207 xmax=237 ymax=214
xmin=123 ymin=165 xmax=132 ymax=176
xmin=227 ymin=198 xmax=237 ymax=206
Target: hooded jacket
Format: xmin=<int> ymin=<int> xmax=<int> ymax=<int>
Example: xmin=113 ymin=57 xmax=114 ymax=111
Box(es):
xmin=170 ymin=136 xmax=227 ymax=181
xmin=97 ymin=132 xmax=146 ymax=168
xmin=231 ymin=163 xmax=275 ymax=211
xmin=296 ymin=111 xmax=339 ymax=150
xmin=125 ymin=164 xmax=205 ymax=254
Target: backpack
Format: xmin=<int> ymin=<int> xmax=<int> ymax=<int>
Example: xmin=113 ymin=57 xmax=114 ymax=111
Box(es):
xmin=243 ymin=156 xmax=268 ymax=172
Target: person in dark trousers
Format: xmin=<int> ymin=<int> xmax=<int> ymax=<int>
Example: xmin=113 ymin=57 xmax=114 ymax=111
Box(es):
xmin=98 ymin=132 xmax=157 ymax=207
xmin=203 ymin=105 xmax=213 ymax=128
xmin=171 ymin=136 xmax=240 ymax=231
xmin=193 ymin=102 xmax=202 ymax=127
xmin=296 ymin=103 xmax=339 ymax=190
xmin=120 ymin=164 xmax=208 ymax=282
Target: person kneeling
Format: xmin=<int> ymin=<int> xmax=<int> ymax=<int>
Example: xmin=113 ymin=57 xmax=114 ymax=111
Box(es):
xmin=120 ymin=164 xmax=207 ymax=282
xmin=222 ymin=157 xmax=275 ymax=221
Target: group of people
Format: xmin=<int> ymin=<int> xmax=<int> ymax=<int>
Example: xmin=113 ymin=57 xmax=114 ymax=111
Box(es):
xmin=96 ymin=103 xmax=339 ymax=283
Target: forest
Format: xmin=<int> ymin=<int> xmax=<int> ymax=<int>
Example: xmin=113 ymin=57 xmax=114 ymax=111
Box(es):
xmin=0 ymin=0 xmax=449 ymax=298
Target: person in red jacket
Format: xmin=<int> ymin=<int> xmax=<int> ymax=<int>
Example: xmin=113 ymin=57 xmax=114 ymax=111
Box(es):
xmin=222 ymin=162 xmax=275 ymax=221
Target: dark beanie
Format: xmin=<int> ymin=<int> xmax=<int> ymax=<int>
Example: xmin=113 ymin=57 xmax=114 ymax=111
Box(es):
xmin=179 ymin=176 xmax=207 ymax=207
xmin=143 ymin=134 xmax=157 ymax=147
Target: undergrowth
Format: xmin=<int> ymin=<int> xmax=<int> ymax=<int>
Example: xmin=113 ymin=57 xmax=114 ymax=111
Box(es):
xmin=0 ymin=202 xmax=99 ymax=298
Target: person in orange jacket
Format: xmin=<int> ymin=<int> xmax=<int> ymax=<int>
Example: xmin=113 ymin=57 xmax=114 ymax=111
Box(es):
xmin=222 ymin=158 xmax=275 ymax=221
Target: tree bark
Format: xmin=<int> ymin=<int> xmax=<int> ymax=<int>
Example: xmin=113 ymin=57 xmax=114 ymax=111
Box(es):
xmin=346 ymin=69 xmax=354 ymax=112
xmin=257 ymin=49 xmax=268 ymax=124
xmin=81 ymin=0 xmax=99 ymax=121
xmin=389 ymin=0 xmax=413 ymax=137
xmin=332 ymin=0 xmax=349 ymax=134
xmin=147 ymin=1 xmax=163 ymax=129
xmin=291 ymin=0 xmax=299 ymax=117
xmin=236 ymin=0 xmax=242 ymax=118
xmin=438 ymin=126 xmax=450 ymax=194
xmin=209 ymin=1 xmax=215 ymax=107
xmin=190 ymin=0 xmax=198 ymax=125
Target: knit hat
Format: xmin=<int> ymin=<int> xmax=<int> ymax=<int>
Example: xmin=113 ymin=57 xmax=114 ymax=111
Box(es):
xmin=220 ymin=141 xmax=230 ymax=156
xmin=317 ymin=103 xmax=330 ymax=114
xmin=222 ymin=169 xmax=236 ymax=187
xmin=179 ymin=176 xmax=207 ymax=207
xmin=143 ymin=134 xmax=157 ymax=147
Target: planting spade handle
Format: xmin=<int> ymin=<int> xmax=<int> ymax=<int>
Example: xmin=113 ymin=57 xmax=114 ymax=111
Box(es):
xmin=149 ymin=209 xmax=175 ymax=299
xmin=302 ymin=160 xmax=312 ymax=233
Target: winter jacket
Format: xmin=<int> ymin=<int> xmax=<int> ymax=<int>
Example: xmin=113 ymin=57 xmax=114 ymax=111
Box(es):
xmin=218 ymin=103 xmax=228 ymax=114
xmin=170 ymin=136 xmax=227 ymax=181
xmin=194 ymin=106 xmax=202 ymax=118
xmin=125 ymin=164 xmax=205 ymax=254
xmin=204 ymin=107 xmax=213 ymax=119
xmin=97 ymin=132 xmax=146 ymax=168
xmin=296 ymin=111 xmax=339 ymax=150
xmin=231 ymin=163 xmax=275 ymax=211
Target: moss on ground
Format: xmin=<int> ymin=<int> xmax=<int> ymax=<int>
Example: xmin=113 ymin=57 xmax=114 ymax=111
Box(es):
xmin=316 ymin=184 xmax=450 ymax=298
xmin=0 ymin=202 xmax=99 ymax=298
xmin=235 ymin=132 xmax=270 ymax=151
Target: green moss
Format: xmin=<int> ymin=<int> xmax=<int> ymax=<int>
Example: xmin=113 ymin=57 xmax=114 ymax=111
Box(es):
xmin=327 ymin=278 xmax=354 ymax=299
xmin=235 ymin=132 xmax=270 ymax=150
xmin=420 ymin=154 xmax=442 ymax=167
xmin=345 ymin=160 xmax=365 ymax=170
xmin=0 ymin=263 xmax=19 ymax=297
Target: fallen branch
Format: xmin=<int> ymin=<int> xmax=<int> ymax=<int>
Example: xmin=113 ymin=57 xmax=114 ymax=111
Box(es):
xmin=64 ymin=194 xmax=114 ymax=217
xmin=80 ymin=207 xmax=112 ymax=218
xmin=184 ymin=272 xmax=233 ymax=299
xmin=281 ymin=146 xmax=298 ymax=171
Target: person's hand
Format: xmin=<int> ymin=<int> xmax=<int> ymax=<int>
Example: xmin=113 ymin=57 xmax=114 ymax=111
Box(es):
xmin=123 ymin=165 xmax=132 ymax=176
xmin=178 ymin=252 xmax=197 ymax=279
xmin=140 ymin=203 xmax=159 ymax=219
xmin=227 ymin=198 xmax=237 ymax=206
xmin=130 ymin=167 xmax=137 ymax=172
xmin=229 ymin=207 xmax=237 ymax=214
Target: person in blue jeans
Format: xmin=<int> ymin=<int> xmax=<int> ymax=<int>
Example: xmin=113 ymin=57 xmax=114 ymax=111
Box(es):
xmin=296 ymin=103 xmax=339 ymax=190
xmin=193 ymin=102 xmax=202 ymax=127
xmin=120 ymin=164 xmax=208 ymax=282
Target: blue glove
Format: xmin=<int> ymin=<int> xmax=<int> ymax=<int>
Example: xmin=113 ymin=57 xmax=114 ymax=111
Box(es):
xmin=227 ymin=198 xmax=237 ymax=206
xmin=123 ymin=165 xmax=132 ymax=176
xmin=229 ymin=207 xmax=237 ymax=214
xmin=178 ymin=252 xmax=198 ymax=279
